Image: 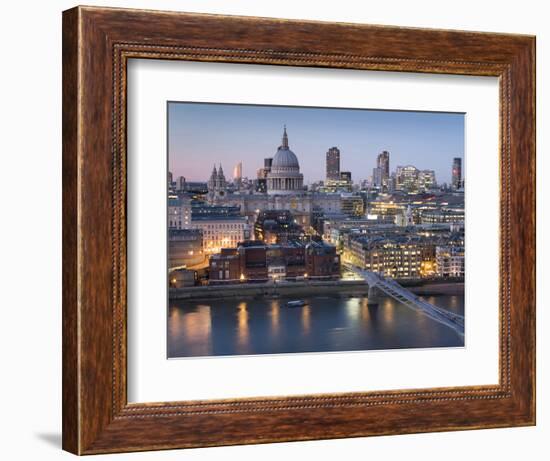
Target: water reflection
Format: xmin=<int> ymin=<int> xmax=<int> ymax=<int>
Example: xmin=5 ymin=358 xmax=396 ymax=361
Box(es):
xmin=360 ymin=300 xmax=372 ymax=327
xmin=236 ymin=302 xmax=249 ymax=352
xmin=344 ymin=298 xmax=361 ymax=322
xmin=270 ymin=300 xmax=280 ymax=337
xmin=168 ymin=304 xmax=212 ymax=357
xmin=381 ymin=298 xmax=395 ymax=323
xmin=301 ymin=305 xmax=311 ymax=335
xmin=168 ymin=294 xmax=465 ymax=358
xmin=450 ymin=296 xmax=458 ymax=308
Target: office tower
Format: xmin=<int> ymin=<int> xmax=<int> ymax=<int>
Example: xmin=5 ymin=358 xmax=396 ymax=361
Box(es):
xmin=233 ymin=161 xmax=242 ymax=181
xmin=326 ymin=147 xmax=340 ymax=181
xmin=452 ymin=157 xmax=462 ymax=190
xmin=376 ymin=150 xmax=390 ymax=188
xmin=418 ymin=170 xmax=436 ymax=191
xmin=395 ymin=165 xmax=419 ymax=192
xmin=177 ymin=176 xmax=186 ymax=191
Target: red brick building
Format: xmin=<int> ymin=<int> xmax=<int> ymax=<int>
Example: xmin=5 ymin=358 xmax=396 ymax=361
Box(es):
xmin=305 ymin=240 xmax=341 ymax=277
xmin=209 ymin=240 xmax=339 ymax=283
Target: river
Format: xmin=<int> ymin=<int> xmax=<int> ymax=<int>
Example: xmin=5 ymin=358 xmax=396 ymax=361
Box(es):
xmin=167 ymin=291 xmax=464 ymax=358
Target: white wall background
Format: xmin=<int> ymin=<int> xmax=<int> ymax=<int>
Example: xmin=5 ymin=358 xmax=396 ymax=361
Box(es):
xmin=0 ymin=1 xmax=546 ymax=459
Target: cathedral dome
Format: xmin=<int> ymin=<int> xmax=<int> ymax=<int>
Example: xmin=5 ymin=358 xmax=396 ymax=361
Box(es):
xmin=272 ymin=147 xmax=299 ymax=169
xmin=266 ymin=126 xmax=304 ymax=195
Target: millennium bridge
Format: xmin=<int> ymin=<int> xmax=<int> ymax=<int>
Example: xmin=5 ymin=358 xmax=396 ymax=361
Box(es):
xmin=345 ymin=265 xmax=465 ymax=338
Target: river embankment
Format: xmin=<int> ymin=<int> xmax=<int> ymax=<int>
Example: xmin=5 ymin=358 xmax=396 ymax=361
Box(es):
xmin=169 ymin=279 xmax=463 ymax=301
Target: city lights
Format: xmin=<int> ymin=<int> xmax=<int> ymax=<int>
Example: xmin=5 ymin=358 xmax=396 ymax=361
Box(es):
xmin=167 ymin=122 xmax=463 ymax=294
xmin=167 ymin=103 xmax=466 ymax=359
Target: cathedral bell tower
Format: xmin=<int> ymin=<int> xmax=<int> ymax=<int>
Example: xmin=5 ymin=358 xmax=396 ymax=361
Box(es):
xmin=207 ymin=163 xmax=227 ymax=203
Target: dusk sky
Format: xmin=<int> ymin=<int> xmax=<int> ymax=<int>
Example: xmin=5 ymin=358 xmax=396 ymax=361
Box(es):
xmin=168 ymin=102 xmax=464 ymax=185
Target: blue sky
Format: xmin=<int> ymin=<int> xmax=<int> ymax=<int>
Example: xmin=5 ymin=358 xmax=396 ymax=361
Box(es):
xmin=168 ymin=102 xmax=464 ymax=185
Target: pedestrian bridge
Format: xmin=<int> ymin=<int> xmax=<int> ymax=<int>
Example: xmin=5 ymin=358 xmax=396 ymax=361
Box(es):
xmin=346 ymin=266 xmax=464 ymax=338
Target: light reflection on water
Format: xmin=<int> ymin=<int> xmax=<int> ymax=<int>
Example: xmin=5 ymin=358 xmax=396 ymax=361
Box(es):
xmin=270 ymin=300 xmax=280 ymax=337
xmin=301 ymin=305 xmax=311 ymax=335
xmin=168 ymin=294 xmax=465 ymax=358
xmin=236 ymin=302 xmax=249 ymax=353
xmin=168 ymin=304 xmax=213 ymax=357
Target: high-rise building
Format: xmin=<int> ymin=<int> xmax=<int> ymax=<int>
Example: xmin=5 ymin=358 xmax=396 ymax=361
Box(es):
xmin=452 ymin=157 xmax=462 ymax=190
xmin=233 ymin=161 xmax=242 ymax=181
xmin=393 ymin=166 xmax=435 ymax=192
xmin=376 ymin=151 xmax=390 ymax=189
xmin=372 ymin=167 xmax=381 ymax=188
xmin=388 ymin=173 xmax=397 ymax=192
xmin=326 ymin=147 xmax=340 ymax=181
xmin=395 ymin=165 xmax=419 ymax=192
xmin=176 ymin=176 xmax=186 ymax=191
xmin=418 ymin=170 xmax=436 ymax=191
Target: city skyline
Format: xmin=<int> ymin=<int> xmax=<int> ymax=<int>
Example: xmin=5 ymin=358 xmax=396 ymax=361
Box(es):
xmin=168 ymin=102 xmax=464 ymax=185
xmin=168 ymin=101 xmax=466 ymax=357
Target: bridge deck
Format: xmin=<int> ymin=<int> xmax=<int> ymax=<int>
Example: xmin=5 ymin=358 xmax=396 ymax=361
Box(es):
xmin=346 ymin=265 xmax=464 ymax=338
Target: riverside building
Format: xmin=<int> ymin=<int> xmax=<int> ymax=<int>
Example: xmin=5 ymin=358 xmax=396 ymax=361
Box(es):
xmin=209 ymin=240 xmax=340 ymax=283
xmin=436 ymin=246 xmax=465 ymax=277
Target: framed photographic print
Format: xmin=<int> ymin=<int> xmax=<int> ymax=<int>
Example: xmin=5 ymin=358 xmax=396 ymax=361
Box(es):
xmin=62 ymin=6 xmax=535 ymax=455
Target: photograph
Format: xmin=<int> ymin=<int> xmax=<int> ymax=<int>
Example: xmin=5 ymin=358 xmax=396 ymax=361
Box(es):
xmin=40 ymin=1 xmax=539 ymax=455
xmin=167 ymin=102 xmax=466 ymax=358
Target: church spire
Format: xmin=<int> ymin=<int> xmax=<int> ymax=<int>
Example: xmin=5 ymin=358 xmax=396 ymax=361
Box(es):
xmin=282 ymin=125 xmax=289 ymax=149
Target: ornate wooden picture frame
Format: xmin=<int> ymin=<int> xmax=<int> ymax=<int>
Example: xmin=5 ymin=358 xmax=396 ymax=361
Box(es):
xmin=62 ymin=6 xmax=535 ymax=455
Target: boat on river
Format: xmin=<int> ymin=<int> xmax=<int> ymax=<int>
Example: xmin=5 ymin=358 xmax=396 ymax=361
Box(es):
xmin=286 ymin=300 xmax=306 ymax=308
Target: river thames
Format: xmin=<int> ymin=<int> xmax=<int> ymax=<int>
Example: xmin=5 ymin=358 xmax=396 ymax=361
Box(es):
xmin=168 ymin=292 xmax=464 ymax=358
